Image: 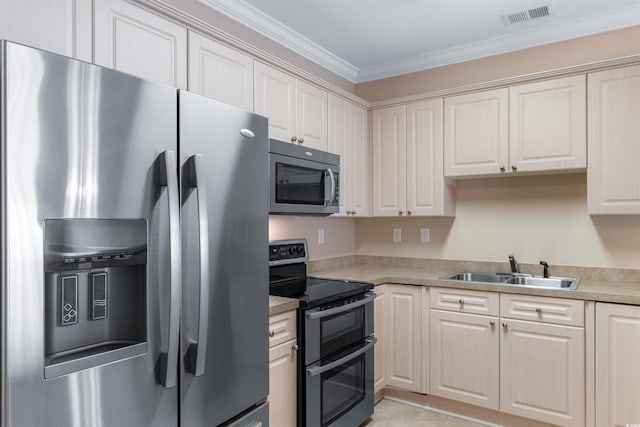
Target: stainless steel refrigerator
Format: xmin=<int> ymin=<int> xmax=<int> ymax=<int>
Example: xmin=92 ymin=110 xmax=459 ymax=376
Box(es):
xmin=0 ymin=40 xmax=269 ymax=427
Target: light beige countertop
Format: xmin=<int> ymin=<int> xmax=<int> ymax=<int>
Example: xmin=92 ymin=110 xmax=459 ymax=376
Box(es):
xmin=269 ymin=295 xmax=298 ymax=316
xmin=310 ymin=264 xmax=640 ymax=305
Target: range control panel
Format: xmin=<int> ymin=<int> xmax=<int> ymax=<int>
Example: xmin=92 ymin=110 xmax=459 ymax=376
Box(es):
xmin=269 ymin=239 xmax=308 ymax=266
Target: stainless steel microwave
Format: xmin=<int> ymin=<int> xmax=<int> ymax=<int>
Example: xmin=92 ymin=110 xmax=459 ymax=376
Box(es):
xmin=268 ymin=139 xmax=339 ymax=216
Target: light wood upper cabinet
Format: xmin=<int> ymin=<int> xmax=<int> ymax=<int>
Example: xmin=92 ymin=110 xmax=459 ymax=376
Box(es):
xmin=588 ymin=65 xmax=640 ymax=214
xmin=444 ymin=88 xmax=509 ymax=177
xmin=510 ymin=75 xmax=586 ymax=173
xmin=254 ymin=62 xmax=328 ymax=151
xmin=386 ymin=284 xmax=425 ymax=393
xmin=328 ymin=95 xmax=370 ymax=216
xmin=372 ymin=101 xmax=454 ymax=217
xmin=94 ymin=0 xmax=187 ymax=88
xmin=445 ymin=76 xmax=586 ymax=178
xmin=500 ymin=318 xmax=585 ymax=427
xmin=0 ymin=0 xmax=92 ymax=61
xmin=596 ymin=303 xmax=640 ymax=427
xmin=430 ymin=309 xmax=500 ymax=410
xmin=188 ymin=31 xmax=253 ymax=111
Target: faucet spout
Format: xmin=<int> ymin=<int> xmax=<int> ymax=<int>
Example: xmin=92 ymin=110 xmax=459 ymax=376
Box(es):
xmin=508 ymin=255 xmax=518 ymax=273
xmin=540 ymin=261 xmax=550 ymax=278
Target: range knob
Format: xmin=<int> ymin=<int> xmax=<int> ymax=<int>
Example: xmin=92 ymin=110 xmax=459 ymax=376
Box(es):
xmin=288 ymin=246 xmax=296 ymax=255
xmin=296 ymin=245 xmax=305 ymax=255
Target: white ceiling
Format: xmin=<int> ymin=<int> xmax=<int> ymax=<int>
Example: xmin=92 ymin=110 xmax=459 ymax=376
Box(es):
xmin=198 ymin=0 xmax=640 ymax=83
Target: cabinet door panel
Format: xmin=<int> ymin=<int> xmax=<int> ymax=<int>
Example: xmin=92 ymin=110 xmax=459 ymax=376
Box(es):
xmin=188 ymin=31 xmax=253 ymax=111
xmin=373 ymin=285 xmax=387 ymax=393
xmin=0 ymin=0 xmax=91 ymax=61
xmin=269 ymin=339 xmax=297 ymax=427
xmin=254 ymin=62 xmax=296 ymax=142
xmin=351 ymin=104 xmax=370 ymax=217
xmin=596 ymin=303 xmax=640 ymax=427
xmin=444 ymin=88 xmax=508 ymax=177
xmin=328 ymin=95 xmax=351 ymax=215
xmin=500 ymin=319 xmax=584 ymax=427
xmin=372 ymin=106 xmax=406 ymax=216
xmin=429 ymin=310 xmax=499 ymax=410
xmin=296 ymin=80 xmax=328 ymax=151
xmin=588 ymin=65 xmax=640 ymax=214
xmin=94 ymin=0 xmax=187 ymax=88
xmin=510 ymin=75 xmax=586 ymax=172
xmin=386 ymin=285 xmax=422 ymax=392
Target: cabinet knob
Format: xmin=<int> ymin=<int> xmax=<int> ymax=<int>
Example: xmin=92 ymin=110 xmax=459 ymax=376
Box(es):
xmin=511 ymin=164 xmax=518 ymax=171
xmin=352 ymin=210 xmax=356 ymax=215
xmin=269 ymin=330 xmax=275 ymax=338
xmin=490 ymin=321 xmax=495 ymax=327
xmin=291 ymin=136 xmax=297 ymax=143
xmin=458 ymin=299 xmax=465 ymax=306
xmin=535 ymin=307 xmax=542 ymax=313
xmin=407 ymin=210 xmax=412 ymax=216
xmin=502 ymin=322 xmax=508 ymax=329
xmin=500 ymin=165 xmax=506 ymax=172
xmin=292 ymin=344 xmax=299 ymax=351
xmin=298 ymin=137 xmax=304 ymax=144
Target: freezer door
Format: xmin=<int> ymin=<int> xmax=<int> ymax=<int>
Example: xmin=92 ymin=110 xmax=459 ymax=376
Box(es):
xmin=0 ymin=42 xmax=179 ymax=427
xmin=179 ymin=91 xmax=269 ymax=426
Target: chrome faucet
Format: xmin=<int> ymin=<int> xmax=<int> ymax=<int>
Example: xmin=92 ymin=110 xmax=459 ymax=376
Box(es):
xmin=540 ymin=261 xmax=550 ymax=278
xmin=508 ymin=255 xmax=518 ymax=273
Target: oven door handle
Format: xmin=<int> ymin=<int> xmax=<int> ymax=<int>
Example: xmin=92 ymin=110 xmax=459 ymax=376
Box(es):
xmin=307 ymin=337 xmax=377 ymax=377
xmin=305 ymin=292 xmax=375 ymax=320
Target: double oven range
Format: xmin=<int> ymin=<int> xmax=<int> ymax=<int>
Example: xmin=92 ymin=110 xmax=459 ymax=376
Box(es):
xmin=269 ymin=239 xmax=376 ymax=427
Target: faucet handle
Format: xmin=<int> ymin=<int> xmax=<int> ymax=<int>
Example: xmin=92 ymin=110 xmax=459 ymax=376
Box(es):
xmin=539 ymin=261 xmax=550 ymax=278
xmin=508 ymin=255 xmax=517 ymax=273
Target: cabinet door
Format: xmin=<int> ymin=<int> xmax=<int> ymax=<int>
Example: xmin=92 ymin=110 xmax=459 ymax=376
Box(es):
xmin=269 ymin=339 xmax=297 ymax=427
xmin=351 ymin=103 xmax=370 ymax=217
xmin=510 ymin=75 xmax=586 ymax=173
xmin=94 ymin=0 xmax=187 ymax=88
xmin=588 ymin=65 xmax=640 ymax=214
xmin=596 ymin=303 xmax=640 ymax=427
xmin=429 ymin=310 xmax=499 ymax=410
xmin=296 ymin=80 xmax=328 ymax=151
xmin=254 ymin=62 xmax=296 ymax=142
xmin=328 ymin=95 xmax=351 ymax=216
xmin=406 ymin=99 xmax=454 ymax=216
xmin=0 ymin=0 xmax=91 ymax=61
xmin=188 ymin=31 xmax=253 ymax=111
xmin=373 ymin=285 xmax=387 ymax=394
xmin=372 ymin=106 xmax=406 ymax=216
xmin=386 ymin=285 xmax=423 ymax=392
xmin=500 ymin=319 xmax=584 ymax=427
xmin=444 ymin=88 xmax=508 ymax=177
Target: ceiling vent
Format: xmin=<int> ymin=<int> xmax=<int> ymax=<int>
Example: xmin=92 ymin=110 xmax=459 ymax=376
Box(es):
xmin=502 ymin=4 xmax=553 ymax=25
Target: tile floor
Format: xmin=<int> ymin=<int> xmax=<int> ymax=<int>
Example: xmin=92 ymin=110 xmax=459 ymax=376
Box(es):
xmin=364 ymin=398 xmax=488 ymax=427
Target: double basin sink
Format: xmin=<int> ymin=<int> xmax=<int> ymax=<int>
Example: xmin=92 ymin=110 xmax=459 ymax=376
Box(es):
xmin=439 ymin=271 xmax=580 ymax=290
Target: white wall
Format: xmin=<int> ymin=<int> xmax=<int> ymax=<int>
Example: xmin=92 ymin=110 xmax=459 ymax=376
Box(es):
xmin=269 ymin=216 xmax=356 ymax=260
xmin=355 ymin=173 xmax=640 ymax=269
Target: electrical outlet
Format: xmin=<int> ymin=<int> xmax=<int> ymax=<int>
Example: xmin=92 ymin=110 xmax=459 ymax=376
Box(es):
xmin=318 ymin=229 xmax=325 ymax=245
xmin=392 ymin=228 xmax=402 ymax=243
xmin=420 ymin=228 xmax=430 ymax=243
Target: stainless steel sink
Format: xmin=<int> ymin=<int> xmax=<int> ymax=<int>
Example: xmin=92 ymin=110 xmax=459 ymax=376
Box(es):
xmin=504 ymin=276 xmax=580 ymax=290
xmin=439 ymin=271 xmax=580 ymax=290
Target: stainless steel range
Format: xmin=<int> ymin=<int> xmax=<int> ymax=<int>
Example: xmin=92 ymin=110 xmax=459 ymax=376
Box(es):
xmin=269 ymin=239 xmax=376 ymax=427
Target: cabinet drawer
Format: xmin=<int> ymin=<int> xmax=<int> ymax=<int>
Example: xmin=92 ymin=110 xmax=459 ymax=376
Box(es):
xmin=269 ymin=309 xmax=297 ymax=348
xmin=500 ymin=294 xmax=584 ymax=327
xmin=429 ymin=287 xmax=499 ymax=316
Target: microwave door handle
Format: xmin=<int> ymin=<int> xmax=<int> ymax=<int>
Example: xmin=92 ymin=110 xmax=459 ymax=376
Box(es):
xmin=307 ymin=337 xmax=377 ymax=377
xmin=157 ymin=150 xmax=181 ymax=388
xmin=186 ymin=154 xmax=210 ymax=377
xmin=325 ymin=168 xmax=336 ymax=206
xmin=305 ymin=292 xmax=375 ymax=320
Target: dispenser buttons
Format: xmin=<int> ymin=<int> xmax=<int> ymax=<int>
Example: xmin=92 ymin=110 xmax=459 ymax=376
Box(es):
xmin=60 ymin=276 xmax=78 ymax=326
xmin=92 ymin=273 xmax=108 ymax=320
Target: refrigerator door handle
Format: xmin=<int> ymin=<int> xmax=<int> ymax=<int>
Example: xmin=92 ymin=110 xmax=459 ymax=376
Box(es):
xmin=157 ymin=150 xmax=181 ymax=388
xmin=185 ymin=154 xmax=210 ymax=377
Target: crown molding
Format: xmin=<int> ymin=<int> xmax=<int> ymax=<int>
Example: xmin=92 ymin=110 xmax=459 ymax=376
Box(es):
xmin=197 ymin=0 xmax=358 ymax=81
xmin=196 ymin=0 xmax=640 ymax=84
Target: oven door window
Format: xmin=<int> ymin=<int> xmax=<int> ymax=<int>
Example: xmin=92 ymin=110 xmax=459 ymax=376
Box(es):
xmin=320 ymin=305 xmax=366 ymax=360
xmin=275 ymin=163 xmax=325 ymax=205
xmin=321 ymin=352 xmax=365 ymax=426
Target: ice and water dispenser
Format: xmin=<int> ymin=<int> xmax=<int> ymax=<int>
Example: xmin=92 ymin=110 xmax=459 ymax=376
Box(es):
xmin=44 ymin=219 xmax=147 ymax=378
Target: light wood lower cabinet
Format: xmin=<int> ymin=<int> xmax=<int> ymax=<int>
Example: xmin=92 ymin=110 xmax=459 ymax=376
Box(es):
xmin=430 ymin=309 xmax=499 ymax=410
xmin=268 ymin=310 xmax=297 ymax=427
xmin=596 ymin=302 xmax=640 ymax=427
